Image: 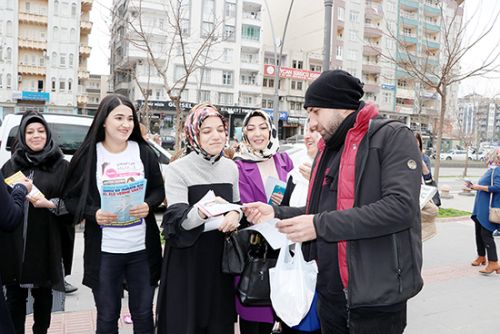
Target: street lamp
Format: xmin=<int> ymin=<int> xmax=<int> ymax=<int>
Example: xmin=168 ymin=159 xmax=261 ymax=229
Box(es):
xmin=323 ymin=0 xmax=333 ymax=71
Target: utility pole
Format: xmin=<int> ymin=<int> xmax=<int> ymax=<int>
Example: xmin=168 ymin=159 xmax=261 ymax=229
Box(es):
xmin=264 ymin=0 xmax=294 ymax=134
xmin=323 ymin=0 xmax=333 ymax=71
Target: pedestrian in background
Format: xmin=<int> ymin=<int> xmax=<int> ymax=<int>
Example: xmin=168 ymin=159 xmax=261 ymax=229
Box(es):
xmin=63 ymin=94 xmax=164 ymax=334
xmin=466 ymin=148 xmax=500 ymax=274
xmin=233 ymin=109 xmax=293 ymax=334
xmin=0 ymin=111 xmax=72 ymax=334
xmin=156 ymin=103 xmax=241 ymax=334
xmin=244 ymin=70 xmax=423 ymax=334
xmin=0 ymin=173 xmax=31 ymax=334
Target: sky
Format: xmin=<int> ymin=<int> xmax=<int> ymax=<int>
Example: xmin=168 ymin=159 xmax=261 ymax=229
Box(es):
xmin=87 ymin=0 xmax=500 ymax=98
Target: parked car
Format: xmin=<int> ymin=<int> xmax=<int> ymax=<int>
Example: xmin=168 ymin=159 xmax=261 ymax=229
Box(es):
xmin=439 ymin=149 xmax=473 ymax=161
xmin=161 ymin=135 xmax=176 ymax=150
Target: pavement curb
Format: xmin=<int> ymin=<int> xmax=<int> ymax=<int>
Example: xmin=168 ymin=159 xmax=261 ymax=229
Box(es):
xmin=436 ymin=216 xmax=471 ymax=223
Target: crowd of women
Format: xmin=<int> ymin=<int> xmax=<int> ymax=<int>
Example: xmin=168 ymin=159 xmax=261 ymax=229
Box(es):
xmin=1 ymin=93 xmax=499 ymax=334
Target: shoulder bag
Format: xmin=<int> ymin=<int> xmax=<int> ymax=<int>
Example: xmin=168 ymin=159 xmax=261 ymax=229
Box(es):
xmin=489 ymin=168 xmax=500 ymax=224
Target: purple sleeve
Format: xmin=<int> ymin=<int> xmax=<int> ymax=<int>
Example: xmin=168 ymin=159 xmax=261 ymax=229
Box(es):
xmin=235 ymin=160 xmax=255 ymax=204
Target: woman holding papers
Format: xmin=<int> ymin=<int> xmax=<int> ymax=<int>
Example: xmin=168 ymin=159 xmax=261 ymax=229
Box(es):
xmin=0 ymin=111 xmax=72 ymax=334
xmin=233 ymin=110 xmax=293 ymax=334
xmin=156 ymin=103 xmax=242 ymax=334
xmin=63 ymin=94 xmax=165 ymax=334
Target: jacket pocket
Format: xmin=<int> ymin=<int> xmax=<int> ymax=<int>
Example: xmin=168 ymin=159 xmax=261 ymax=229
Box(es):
xmin=392 ymin=235 xmax=403 ymax=293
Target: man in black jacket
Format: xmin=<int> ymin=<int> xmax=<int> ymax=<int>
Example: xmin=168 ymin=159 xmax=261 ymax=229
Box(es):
xmin=244 ymin=70 xmax=423 ymax=334
xmin=0 ymin=174 xmax=31 ymax=334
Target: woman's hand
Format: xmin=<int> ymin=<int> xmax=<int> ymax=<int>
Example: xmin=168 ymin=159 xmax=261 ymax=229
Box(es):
xmin=242 ymin=202 xmax=275 ymax=224
xmin=30 ymin=197 xmax=56 ymax=209
xmin=270 ymin=192 xmax=284 ymax=206
xmin=95 ymin=209 xmax=118 ymax=225
xmin=219 ymin=211 xmax=240 ymax=233
xmin=299 ymin=162 xmax=313 ymax=180
xmin=129 ymin=202 xmax=150 ymax=219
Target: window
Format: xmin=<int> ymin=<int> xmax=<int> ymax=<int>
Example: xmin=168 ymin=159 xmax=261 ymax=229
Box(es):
xmin=291 ymin=80 xmax=303 ymax=90
xmin=68 ymin=79 xmax=72 ymax=91
xmin=338 ymin=7 xmax=345 ymax=21
xmin=71 ymin=3 xmax=76 ymax=17
xmin=39 ymin=56 xmax=44 ymax=67
xmin=180 ymin=19 xmax=190 ymax=35
xmin=174 ymin=65 xmax=184 ymax=81
xmin=241 ymin=95 xmax=253 ymax=106
xmin=240 ymin=72 xmax=256 ymax=85
xmin=347 ymin=49 xmax=357 ymax=61
xmin=397 ymin=79 xmax=408 ymax=88
xmin=222 ymin=71 xmax=233 ymax=85
xmin=201 ymin=68 xmax=211 ymax=83
xmin=349 ymin=30 xmax=358 ymax=42
xmin=51 ymin=52 xmax=57 ymax=67
xmin=59 ymin=80 xmax=65 ymax=91
xmin=200 ymin=90 xmax=210 ymax=102
xmin=25 ymin=2 xmax=31 ymax=11
xmin=158 ymin=18 xmax=165 ymax=30
xmin=224 ymin=25 xmax=235 ymax=41
xmin=242 ymin=25 xmax=260 ymax=41
xmin=60 ymin=53 xmax=66 ymax=67
xmin=31 ymin=55 xmax=36 ymax=66
xmin=263 ymin=78 xmax=275 ymax=88
xmin=336 ymin=46 xmax=343 ymax=59
xmin=156 ymin=89 xmax=161 ymax=100
xmin=218 ymin=92 xmax=233 ymax=105
xmin=70 ymin=28 xmax=76 ymax=41
xmin=6 ymin=47 xmax=12 ymax=62
xmin=68 ymin=54 xmax=73 ymax=67
xmin=292 ymin=60 xmax=303 ymax=69
xmin=262 ymin=98 xmax=274 ymax=108
xmin=6 ymin=21 xmax=12 ymax=36
xmin=225 ymin=2 xmax=236 ymax=17
xmin=6 ymin=73 xmax=12 ymax=89
xmin=54 ymin=0 xmax=59 ymax=15
xmin=53 ymin=26 xmax=59 ymax=41
xmin=51 ymin=78 xmax=56 ymax=92
xmin=201 ymin=21 xmax=214 ymax=37
xmin=349 ymin=11 xmax=359 ymax=23
xmin=202 ymin=0 xmax=215 ymax=21
xmin=310 ymin=64 xmax=322 ymax=72
xmin=223 ymin=48 xmax=233 ymax=62
xmin=382 ymin=92 xmax=392 ymax=103
xmin=386 ymin=39 xmax=395 ymax=50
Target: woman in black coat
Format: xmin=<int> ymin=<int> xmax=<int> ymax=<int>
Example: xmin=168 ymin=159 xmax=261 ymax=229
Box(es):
xmin=0 ymin=111 xmax=72 ymax=334
xmin=0 ymin=174 xmax=31 ymax=334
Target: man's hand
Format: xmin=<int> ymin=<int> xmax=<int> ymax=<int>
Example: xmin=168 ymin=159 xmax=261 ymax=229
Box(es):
xmin=16 ymin=178 xmax=33 ymax=193
xmin=95 ymin=209 xmax=118 ymax=225
xmin=242 ymin=202 xmax=275 ymax=224
xmin=277 ymin=214 xmax=317 ymax=242
xmin=219 ymin=211 xmax=240 ymax=233
xmin=129 ymin=202 xmax=149 ymax=219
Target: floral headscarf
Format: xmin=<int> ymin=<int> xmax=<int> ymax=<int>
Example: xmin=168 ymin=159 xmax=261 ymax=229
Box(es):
xmin=235 ymin=110 xmax=280 ymax=162
xmin=184 ymin=103 xmax=227 ymax=163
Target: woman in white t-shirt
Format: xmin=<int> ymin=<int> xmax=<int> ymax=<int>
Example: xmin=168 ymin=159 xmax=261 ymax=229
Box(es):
xmin=63 ymin=94 xmax=165 ymax=334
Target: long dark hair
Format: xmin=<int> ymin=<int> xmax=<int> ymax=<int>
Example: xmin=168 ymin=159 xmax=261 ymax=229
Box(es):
xmin=63 ymin=94 xmax=147 ymax=221
xmin=415 ymin=132 xmax=423 ymax=152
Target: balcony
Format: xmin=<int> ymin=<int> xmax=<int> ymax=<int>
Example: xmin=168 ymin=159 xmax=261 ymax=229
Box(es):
xmin=241 ymin=36 xmax=261 ymax=49
xmin=423 ymin=39 xmax=440 ymax=49
xmin=362 ymin=63 xmax=381 ymax=74
xmin=363 ymin=83 xmax=380 ymax=93
xmin=18 ymin=11 xmax=48 ymax=25
xmin=396 ymin=69 xmax=413 ymax=78
xmin=400 ymin=0 xmax=419 ymax=10
xmin=401 ymin=15 xmax=418 ymax=27
xmin=18 ymin=65 xmax=46 ymax=76
xmin=365 ymin=6 xmax=383 ymax=19
xmin=18 ymin=37 xmax=47 ymax=50
xmin=81 ymin=0 xmax=93 ymax=12
xmin=239 ymin=83 xmax=261 ymax=94
xmin=363 ymin=45 xmax=381 ymax=56
xmin=424 ymin=21 xmax=440 ymax=33
xmin=80 ymin=45 xmax=92 ymax=57
xmin=364 ymin=24 xmax=383 ymax=37
xmin=399 ymin=33 xmax=417 ymax=45
xmin=396 ymin=88 xmax=415 ymax=99
xmin=242 ymin=11 xmax=262 ymax=25
xmin=424 ymin=4 xmax=441 ymax=16
xmin=80 ymin=20 xmax=93 ymax=33
xmin=240 ymin=58 xmax=260 ymax=71
xmin=78 ymin=70 xmax=90 ymax=79
xmin=397 ymin=105 xmax=414 ymax=114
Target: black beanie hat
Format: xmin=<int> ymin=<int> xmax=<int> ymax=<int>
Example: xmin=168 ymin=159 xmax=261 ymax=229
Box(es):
xmin=303 ymin=70 xmax=364 ymax=110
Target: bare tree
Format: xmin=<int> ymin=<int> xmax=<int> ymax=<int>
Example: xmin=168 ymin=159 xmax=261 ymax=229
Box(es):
xmin=114 ymin=0 xmax=227 ymax=153
xmin=380 ymin=0 xmax=500 ymax=182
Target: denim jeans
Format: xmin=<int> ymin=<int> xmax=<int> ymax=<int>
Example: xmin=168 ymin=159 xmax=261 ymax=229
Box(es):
xmin=6 ymin=285 xmax=52 ymax=334
xmin=92 ymin=250 xmax=154 ymax=334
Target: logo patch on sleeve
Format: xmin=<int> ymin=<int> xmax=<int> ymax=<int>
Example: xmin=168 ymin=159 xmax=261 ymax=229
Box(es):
xmin=407 ymin=159 xmax=417 ymax=170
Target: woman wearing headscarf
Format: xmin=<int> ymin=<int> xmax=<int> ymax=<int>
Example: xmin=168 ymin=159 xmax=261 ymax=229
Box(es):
xmin=0 ymin=111 xmax=72 ymax=334
xmin=466 ymin=148 xmax=500 ymax=274
xmin=63 ymin=94 xmax=164 ymax=334
xmin=233 ymin=110 xmax=294 ymax=334
xmin=156 ymin=103 xmax=242 ymax=334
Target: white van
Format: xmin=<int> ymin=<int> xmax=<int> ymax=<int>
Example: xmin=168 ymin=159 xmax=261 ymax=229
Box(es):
xmin=0 ymin=113 xmax=171 ymax=171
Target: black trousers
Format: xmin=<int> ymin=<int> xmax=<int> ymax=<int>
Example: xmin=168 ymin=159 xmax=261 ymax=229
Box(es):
xmin=317 ymin=294 xmax=407 ymax=334
xmin=239 ymin=318 xmax=274 ymax=334
xmin=474 ymin=220 xmax=498 ymax=262
xmin=5 ymin=285 xmax=52 ymax=334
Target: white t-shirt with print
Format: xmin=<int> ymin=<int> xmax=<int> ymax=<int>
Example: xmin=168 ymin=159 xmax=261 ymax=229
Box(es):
xmin=96 ymin=141 xmax=146 ymax=253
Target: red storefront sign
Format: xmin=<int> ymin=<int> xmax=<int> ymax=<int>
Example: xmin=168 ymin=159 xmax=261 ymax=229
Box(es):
xmin=263 ymin=64 xmax=321 ymax=81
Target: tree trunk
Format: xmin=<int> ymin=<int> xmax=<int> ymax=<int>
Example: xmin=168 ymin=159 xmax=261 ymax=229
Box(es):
xmin=172 ymin=97 xmax=184 ymax=159
xmin=433 ymin=87 xmax=447 ymax=183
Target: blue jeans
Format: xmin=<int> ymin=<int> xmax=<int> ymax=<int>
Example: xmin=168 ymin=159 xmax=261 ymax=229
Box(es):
xmin=92 ymin=250 xmax=154 ymax=334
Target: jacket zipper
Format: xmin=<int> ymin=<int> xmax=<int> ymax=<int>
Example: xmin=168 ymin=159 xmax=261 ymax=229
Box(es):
xmin=344 ymin=287 xmax=350 ymax=328
xmin=392 ymin=234 xmax=403 ymax=293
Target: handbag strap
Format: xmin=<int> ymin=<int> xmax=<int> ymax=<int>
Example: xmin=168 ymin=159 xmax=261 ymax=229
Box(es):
xmin=490 ymin=168 xmax=495 ymax=209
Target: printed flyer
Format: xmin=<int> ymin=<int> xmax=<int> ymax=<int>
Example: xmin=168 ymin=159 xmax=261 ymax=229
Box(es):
xmin=101 ymin=179 xmax=147 ymax=227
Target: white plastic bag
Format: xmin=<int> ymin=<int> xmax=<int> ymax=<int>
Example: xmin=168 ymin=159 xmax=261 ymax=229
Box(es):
xmin=269 ymin=241 xmax=318 ymax=327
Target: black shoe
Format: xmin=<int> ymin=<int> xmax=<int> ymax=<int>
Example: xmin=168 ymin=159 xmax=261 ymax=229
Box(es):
xmin=64 ymin=281 xmax=78 ymax=294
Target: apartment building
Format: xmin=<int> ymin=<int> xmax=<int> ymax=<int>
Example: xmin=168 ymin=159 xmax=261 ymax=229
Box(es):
xmin=0 ymin=0 xmax=93 ymax=118
xmin=110 ymin=0 xmax=264 ymax=137
xmin=80 ymin=73 xmax=110 ymax=115
xmin=264 ymin=0 xmax=463 ymax=138
xmin=458 ymin=94 xmax=500 ymax=143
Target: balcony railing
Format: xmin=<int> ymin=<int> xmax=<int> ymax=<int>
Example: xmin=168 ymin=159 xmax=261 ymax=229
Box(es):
xmin=81 ymin=0 xmax=93 ymax=12
xmin=364 ymin=83 xmax=380 ymax=93
xmin=78 ymin=70 xmax=90 ymax=79
xmin=77 ymin=95 xmax=88 ymax=105
xmin=18 ymin=37 xmax=47 ymax=50
xmin=18 ymin=11 xmax=48 ymax=25
xmin=79 ymin=45 xmax=92 ymax=56
xmin=363 ymin=45 xmax=381 ymax=56
xmin=362 ymin=63 xmax=381 ymax=74
xmin=242 ymin=11 xmax=261 ymax=21
xmin=80 ymin=20 xmax=93 ymax=33
xmin=18 ymin=65 xmax=46 ymax=76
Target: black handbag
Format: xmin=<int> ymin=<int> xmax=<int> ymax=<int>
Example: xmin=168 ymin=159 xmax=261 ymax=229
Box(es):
xmin=222 ymin=230 xmax=249 ymax=274
xmin=429 ymin=180 xmax=441 ymax=207
xmin=238 ymin=241 xmax=277 ymax=306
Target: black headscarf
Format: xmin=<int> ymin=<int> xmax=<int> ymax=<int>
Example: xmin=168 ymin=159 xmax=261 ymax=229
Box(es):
xmin=11 ymin=111 xmax=63 ymax=171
